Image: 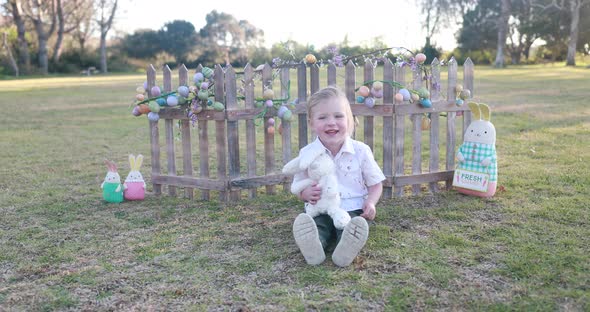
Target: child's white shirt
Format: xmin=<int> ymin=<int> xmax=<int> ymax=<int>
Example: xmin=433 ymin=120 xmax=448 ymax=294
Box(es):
xmin=292 ymin=137 xmax=386 ymax=212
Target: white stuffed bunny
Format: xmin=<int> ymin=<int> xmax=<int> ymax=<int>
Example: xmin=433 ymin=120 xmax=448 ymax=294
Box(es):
xmin=283 ymin=148 xmax=351 ymax=229
xmin=454 ymin=102 xmax=498 ymax=197
xmin=124 ymin=154 xmax=146 ymax=200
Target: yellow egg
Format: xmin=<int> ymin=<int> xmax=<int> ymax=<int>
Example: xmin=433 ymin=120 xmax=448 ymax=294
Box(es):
xmin=263 ymin=89 xmax=275 ymax=100
xmin=136 ymin=86 xmax=145 ymax=94
xmin=455 ymin=85 xmax=463 ymax=93
xmin=305 ymin=54 xmax=317 ymax=64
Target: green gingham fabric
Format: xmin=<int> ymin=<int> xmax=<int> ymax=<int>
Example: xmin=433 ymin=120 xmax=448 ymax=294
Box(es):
xmin=457 ymin=142 xmax=497 ymax=181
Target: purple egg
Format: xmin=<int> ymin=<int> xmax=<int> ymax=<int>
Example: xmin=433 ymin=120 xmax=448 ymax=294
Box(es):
xmin=399 ymin=88 xmax=411 ymax=101
xmin=277 ymin=105 xmax=288 ymax=118
xmin=193 ymin=72 xmax=204 ymax=83
xmin=147 ymin=112 xmax=160 ymax=121
xmin=167 ymin=95 xmax=179 ymax=107
xmin=265 ymin=100 xmax=274 ymax=107
xmin=364 ymin=97 xmax=375 ymax=108
xmin=151 ymin=86 xmax=161 ymax=97
xmin=200 ymin=82 xmax=209 ymax=90
xmin=143 ymin=81 xmax=148 ymax=89
xmin=178 ymin=86 xmax=190 ymax=98
xmin=132 ymin=106 xmax=141 ymax=116
xmin=371 ymin=88 xmax=383 ymax=98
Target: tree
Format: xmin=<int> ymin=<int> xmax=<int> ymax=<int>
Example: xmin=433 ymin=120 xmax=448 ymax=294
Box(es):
xmin=21 ymin=0 xmax=57 ymax=74
xmin=6 ymin=0 xmax=30 ymax=73
xmin=159 ymin=20 xmax=197 ymax=65
xmin=120 ymin=29 xmax=162 ymax=59
xmin=418 ymin=0 xmax=473 ymax=57
xmin=494 ymin=0 xmax=511 ymax=67
xmin=53 ymin=0 xmax=90 ymax=62
xmin=457 ymin=0 xmax=500 ymax=51
xmin=2 ymin=31 xmax=18 ymax=76
xmin=95 ymin=0 xmax=117 ymax=73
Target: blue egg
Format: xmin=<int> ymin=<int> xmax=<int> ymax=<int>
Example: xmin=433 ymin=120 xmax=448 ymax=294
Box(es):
xmin=455 ymin=99 xmax=464 ymax=106
xmin=399 ymin=88 xmax=411 ymax=101
xmin=177 ymin=86 xmax=190 ymax=98
xmin=147 ymin=112 xmax=160 ymax=121
xmin=356 ymin=96 xmax=365 ymax=103
xmin=156 ymin=98 xmax=167 ymax=106
xmin=419 ymin=98 xmax=432 ymax=108
xmin=167 ymin=95 xmax=179 ymax=107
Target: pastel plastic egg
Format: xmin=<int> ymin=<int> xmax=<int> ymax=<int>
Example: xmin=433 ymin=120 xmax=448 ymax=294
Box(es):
xmin=192 ymin=104 xmax=203 ymax=114
xmin=148 ymin=101 xmax=160 ymax=113
xmin=371 ymin=88 xmax=383 ymax=98
xmin=135 ymin=93 xmax=145 ymax=101
xmin=415 ymin=53 xmax=427 ymax=64
xmin=459 ymin=89 xmax=471 ymax=100
xmin=411 ymin=93 xmax=420 ymax=101
xmin=416 ymin=87 xmax=430 ymax=98
xmin=267 ymin=126 xmax=275 ymax=134
xmin=265 ymin=99 xmax=274 ymax=107
xmin=200 ymin=82 xmax=209 ymax=90
xmin=419 ymin=98 xmax=432 ymax=108
xmin=358 ymin=86 xmax=370 ymax=97
xmin=455 ymin=85 xmax=463 ymax=93
xmin=364 ymin=97 xmax=375 ymax=108
xmin=136 ymin=86 xmax=146 ymax=94
xmin=399 ymin=88 xmax=411 ymax=101
xmin=356 ymin=96 xmax=365 ymax=103
xmin=395 ymin=93 xmax=404 ymax=102
xmin=193 ymin=72 xmax=204 ymax=83
xmin=455 ymin=99 xmax=464 ymax=106
xmin=268 ymin=118 xmax=275 ymax=126
xmin=166 ymin=96 xmax=179 ymax=107
xmin=177 ymin=86 xmax=189 ymax=98
xmin=177 ymin=96 xmax=187 ymax=105
xmin=305 ymin=54 xmax=317 ymax=64
xmin=255 ymin=101 xmax=264 ymax=108
xmin=138 ymin=104 xmax=150 ymax=114
xmin=142 ymin=81 xmax=148 ymax=89
xmin=277 ymin=106 xmax=288 ymax=118
xmin=372 ymin=81 xmax=383 ymax=91
xmin=207 ymin=99 xmax=213 ymax=106
xmin=212 ymin=101 xmax=225 ymax=111
xmin=202 ymin=67 xmax=213 ymax=79
xmin=189 ymin=85 xmax=197 ymax=93
xmin=150 ymin=86 xmax=161 ymax=97
xmin=282 ymin=109 xmax=293 ymax=121
xmin=147 ymin=112 xmax=160 ymax=122
xmin=132 ymin=106 xmax=141 ymax=116
xmin=197 ymin=90 xmax=209 ymax=100
xmin=263 ymin=89 xmax=274 ymax=100
xmin=156 ymin=98 xmax=167 ymax=106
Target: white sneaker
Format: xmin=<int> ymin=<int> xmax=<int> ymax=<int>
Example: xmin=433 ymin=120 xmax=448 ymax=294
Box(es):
xmin=332 ymin=216 xmax=369 ymax=267
xmin=293 ymin=213 xmax=325 ymax=265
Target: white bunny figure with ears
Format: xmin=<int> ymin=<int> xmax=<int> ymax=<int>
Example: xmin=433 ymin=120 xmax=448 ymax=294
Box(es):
xmin=282 ymin=147 xmax=351 ymax=229
xmin=102 ymin=160 xmax=124 ymax=203
xmin=124 ymin=154 xmax=146 ymax=200
xmin=454 ymin=102 xmax=498 ymax=197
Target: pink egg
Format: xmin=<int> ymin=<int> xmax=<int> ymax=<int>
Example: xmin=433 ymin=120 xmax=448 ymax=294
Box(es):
xmin=415 ymin=53 xmax=427 ymax=64
xmin=395 ymin=93 xmax=404 ymax=102
xmin=358 ymin=86 xmax=370 ymax=97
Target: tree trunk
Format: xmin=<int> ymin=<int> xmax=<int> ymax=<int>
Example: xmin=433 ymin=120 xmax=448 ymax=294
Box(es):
xmin=9 ymin=0 xmax=30 ymax=74
xmin=495 ymin=0 xmax=511 ymax=68
xmin=2 ymin=32 xmax=19 ymax=76
xmin=100 ymin=33 xmax=107 ymax=73
xmin=565 ymin=0 xmax=582 ymax=66
xmin=53 ymin=0 xmax=65 ymax=63
xmin=34 ymin=21 xmax=50 ymax=75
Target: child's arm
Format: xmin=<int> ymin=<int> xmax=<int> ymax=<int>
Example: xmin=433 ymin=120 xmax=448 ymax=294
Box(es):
xmin=360 ymin=182 xmax=383 ymax=220
xmin=299 ymin=183 xmax=322 ymax=205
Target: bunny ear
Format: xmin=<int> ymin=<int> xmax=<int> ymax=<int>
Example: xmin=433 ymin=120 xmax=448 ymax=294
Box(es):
xmin=129 ymin=154 xmax=135 ymax=170
xmin=298 ymin=148 xmax=324 ymax=170
xmin=479 ymin=103 xmax=491 ymax=121
xmin=282 ymin=156 xmax=301 ymax=175
xmin=135 ymin=154 xmax=143 ymax=169
xmin=468 ymin=102 xmax=481 ymax=120
xmin=104 ymin=159 xmax=112 ymax=171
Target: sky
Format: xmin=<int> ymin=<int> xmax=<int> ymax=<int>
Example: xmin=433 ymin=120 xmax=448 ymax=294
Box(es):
xmin=116 ymin=0 xmax=459 ymax=52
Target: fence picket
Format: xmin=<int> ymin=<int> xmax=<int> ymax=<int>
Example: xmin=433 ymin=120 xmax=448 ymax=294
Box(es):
xmin=147 ymin=65 xmax=161 ymax=195
xmin=364 ymin=61 xmax=375 ymax=150
xmin=429 ymin=58 xmax=441 ymax=193
xmin=244 ymin=63 xmax=257 ymax=198
xmin=280 ymin=68 xmax=292 ymax=193
xmin=226 ymin=65 xmax=240 ymax=201
xmin=214 ymin=65 xmax=227 ymax=201
xmin=262 ymin=63 xmax=275 ymax=195
xmin=382 ymin=60 xmax=394 ymax=198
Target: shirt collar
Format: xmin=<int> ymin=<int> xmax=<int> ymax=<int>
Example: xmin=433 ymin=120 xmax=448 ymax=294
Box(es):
xmin=310 ymin=137 xmax=355 ymax=158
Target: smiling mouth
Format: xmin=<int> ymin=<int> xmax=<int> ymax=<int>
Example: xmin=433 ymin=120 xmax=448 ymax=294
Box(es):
xmin=325 ymin=130 xmax=339 ymax=135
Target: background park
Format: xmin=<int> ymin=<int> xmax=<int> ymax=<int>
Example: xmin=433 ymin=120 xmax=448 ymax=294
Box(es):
xmin=1 ymin=0 xmax=589 ymax=311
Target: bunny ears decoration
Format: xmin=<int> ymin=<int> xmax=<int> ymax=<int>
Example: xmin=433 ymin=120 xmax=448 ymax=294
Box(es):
xmin=468 ymin=102 xmax=491 ymax=121
xmin=128 ymin=154 xmax=143 ymax=171
xmin=104 ymin=159 xmax=117 ymax=172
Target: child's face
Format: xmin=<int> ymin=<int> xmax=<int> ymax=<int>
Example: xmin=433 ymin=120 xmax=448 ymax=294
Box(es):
xmin=310 ymin=97 xmax=349 ymax=153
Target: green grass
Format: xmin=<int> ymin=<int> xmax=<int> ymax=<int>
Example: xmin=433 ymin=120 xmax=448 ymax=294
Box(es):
xmin=1 ymin=64 xmax=589 ymax=310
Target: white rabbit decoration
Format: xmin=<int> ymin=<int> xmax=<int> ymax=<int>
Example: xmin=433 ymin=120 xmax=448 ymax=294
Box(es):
xmin=283 ymin=148 xmax=351 ymax=229
xmin=124 ymin=154 xmax=146 ymax=200
xmin=454 ymin=102 xmax=498 ymax=197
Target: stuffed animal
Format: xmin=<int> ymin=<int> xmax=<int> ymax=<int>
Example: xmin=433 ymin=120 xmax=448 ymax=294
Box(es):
xmin=124 ymin=154 xmax=146 ymax=200
xmin=454 ymin=102 xmax=498 ymax=197
xmin=282 ymin=148 xmax=351 ymax=229
xmin=101 ymin=160 xmax=124 ymax=203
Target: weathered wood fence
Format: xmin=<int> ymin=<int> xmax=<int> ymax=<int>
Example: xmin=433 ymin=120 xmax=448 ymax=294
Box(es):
xmin=145 ymin=57 xmax=475 ymax=201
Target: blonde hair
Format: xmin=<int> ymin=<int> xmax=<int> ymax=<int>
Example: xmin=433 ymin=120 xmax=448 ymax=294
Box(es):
xmin=307 ymin=85 xmax=355 ymax=136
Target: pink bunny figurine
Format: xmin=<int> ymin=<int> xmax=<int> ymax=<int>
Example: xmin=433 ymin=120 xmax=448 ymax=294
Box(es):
xmin=124 ymin=154 xmax=146 ymax=200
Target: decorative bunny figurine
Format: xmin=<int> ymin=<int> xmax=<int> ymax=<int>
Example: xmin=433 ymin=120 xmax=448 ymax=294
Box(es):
xmin=454 ymin=102 xmax=498 ymax=197
xmin=283 ymin=148 xmax=351 ymax=229
xmin=101 ymin=160 xmax=124 ymax=203
xmin=124 ymin=154 xmax=146 ymax=200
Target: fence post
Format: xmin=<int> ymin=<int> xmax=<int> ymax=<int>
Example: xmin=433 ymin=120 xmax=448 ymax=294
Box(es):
xmin=429 ymin=58 xmax=441 ymax=193
xmin=147 ymin=65 xmax=161 ymax=195
xmin=214 ymin=65 xmax=227 ymax=201
xmin=446 ymin=57 xmax=458 ymax=190
xmin=178 ymin=64 xmax=194 ymax=199
xmin=226 ymin=65 xmax=240 ymax=201
xmin=244 ymin=63 xmax=257 ymax=198
xmin=262 ymin=63 xmax=275 ymax=195
xmin=382 ymin=59 xmax=394 ymax=198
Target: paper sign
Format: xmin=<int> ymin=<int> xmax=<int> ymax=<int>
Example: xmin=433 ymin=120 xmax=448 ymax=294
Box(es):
xmin=453 ymin=169 xmax=489 ymax=192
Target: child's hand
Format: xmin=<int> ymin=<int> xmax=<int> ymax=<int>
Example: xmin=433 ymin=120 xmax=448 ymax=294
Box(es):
xmin=360 ymin=201 xmax=376 ymax=220
xmin=299 ymin=183 xmax=322 ymax=205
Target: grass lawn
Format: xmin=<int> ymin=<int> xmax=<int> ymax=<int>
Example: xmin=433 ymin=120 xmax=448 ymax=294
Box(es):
xmin=0 ymin=64 xmax=588 ymax=311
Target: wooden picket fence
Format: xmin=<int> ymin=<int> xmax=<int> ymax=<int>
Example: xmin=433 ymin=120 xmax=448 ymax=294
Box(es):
xmin=145 ymin=57 xmax=475 ymax=201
